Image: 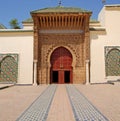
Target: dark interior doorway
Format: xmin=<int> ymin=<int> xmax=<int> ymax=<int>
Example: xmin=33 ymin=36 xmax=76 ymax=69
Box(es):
xmin=64 ymin=71 xmax=70 ymax=83
xmin=52 ymin=71 xmax=58 ymax=83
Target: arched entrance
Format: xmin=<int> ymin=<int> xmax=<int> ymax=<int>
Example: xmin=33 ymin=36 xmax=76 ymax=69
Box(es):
xmin=50 ymin=47 xmax=73 ymax=84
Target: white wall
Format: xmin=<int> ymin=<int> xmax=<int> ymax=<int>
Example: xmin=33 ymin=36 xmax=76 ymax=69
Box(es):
xmin=0 ymin=31 xmax=33 ymax=84
xmin=90 ymin=32 xmax=105 ymax=83
xmin=90 ymin=5 xmax=120 ymax=83
xmin=23 ymin=23 xmax=33 ymax=30
xmin=98 ymin=7 xmax=105 ymax=27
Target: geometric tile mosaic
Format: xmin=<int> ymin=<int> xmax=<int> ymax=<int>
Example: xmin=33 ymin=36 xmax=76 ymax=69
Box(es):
xmin=66 ymin=85 xmax=109 ymax=121
xmin=0 ymin=54 xmax=18 ymax=83
xmin=16 ymin=85 xmax=57 ymax=121
xmin=105 ymin=46 xmax=120 ymax=76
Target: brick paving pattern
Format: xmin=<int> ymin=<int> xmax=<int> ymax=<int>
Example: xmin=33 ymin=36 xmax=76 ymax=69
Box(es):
xmin=75 ymin=83 xmax=120 ymax=121
xmin=16 ymin=85 xmax=57 ymax=121
xmin=0 ymin=84 xmax=120 ymax=121
xmin=66 ymin=85 xmax=109 ymax=121
xmin=0 ymin=85 xmax=48 ymax=121
xmin=46 ymin=85 xmax=75 ymax=121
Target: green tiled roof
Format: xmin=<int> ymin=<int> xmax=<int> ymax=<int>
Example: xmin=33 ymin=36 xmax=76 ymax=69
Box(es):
xmin=31 ymin=6 xmax=92 ymax=14
xmin=22 ymin=18 xmax=33 ymax=23
xmin=0 ymin=24 xmax=6 ymax=29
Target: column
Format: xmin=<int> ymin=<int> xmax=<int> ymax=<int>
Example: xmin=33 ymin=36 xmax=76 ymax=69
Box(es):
xmin=33 ymin=60 xmax=38 ymax=85
xmin=86 ymin=60 xmax=90 ymax=84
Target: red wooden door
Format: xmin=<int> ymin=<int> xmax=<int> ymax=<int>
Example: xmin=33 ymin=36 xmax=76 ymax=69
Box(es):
xmin=50 ymin=47 xmax=73 ymax=84
xmin=59 ymin=70 xmax=64 ymax=84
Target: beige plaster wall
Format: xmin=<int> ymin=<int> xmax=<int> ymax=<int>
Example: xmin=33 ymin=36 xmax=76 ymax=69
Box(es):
xmin=90 ymin=5 xmax=120 ymax=83
xmin=0 ymin=31 xmax=33 ymax=84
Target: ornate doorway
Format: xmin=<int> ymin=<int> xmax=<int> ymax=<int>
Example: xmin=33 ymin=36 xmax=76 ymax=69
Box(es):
xmin=50 ymin=47 xmax=73 ymax=84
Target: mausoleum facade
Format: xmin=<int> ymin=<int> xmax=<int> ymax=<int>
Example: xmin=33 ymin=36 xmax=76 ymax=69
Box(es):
xmin=0 ymin=4 xmax=120 ymax=84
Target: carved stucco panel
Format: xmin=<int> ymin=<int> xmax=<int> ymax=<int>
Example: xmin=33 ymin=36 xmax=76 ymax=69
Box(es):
xmin=39 ymin=33 xmax=85 ymax=67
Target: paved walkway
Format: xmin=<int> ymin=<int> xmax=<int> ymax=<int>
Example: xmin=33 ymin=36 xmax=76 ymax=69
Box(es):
xmin=16 ymin=85 xmax=108 ymax=121
xmin=0 ymin=85 xmax=48 ymax=120
xmin=66 ymin=85 xmax=108 ymax=121
xmin=17 ymin=85 xmax=57 ymax=121
xmin=0 ymin=84 xmax=120 ymax=121
xmin=47 ymin=85 xmax=75 ymax=121
xmin=75 ymin=83 xmax=120 ymax=121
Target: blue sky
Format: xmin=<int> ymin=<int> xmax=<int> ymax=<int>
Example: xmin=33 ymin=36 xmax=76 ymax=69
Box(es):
xmin=0 ymin=0 xmax=120 ymax=28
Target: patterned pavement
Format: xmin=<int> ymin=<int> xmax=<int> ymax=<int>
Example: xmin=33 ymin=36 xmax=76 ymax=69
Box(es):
xmin=46 ymin=85 xmax=75 ymax=121
xmin=16 ymin=85 xmax=57 ymax=121
xmin=16 ymin=84 xmax=110 ymax=121
xmin=66 ymin=85 xmax=109 ymax=121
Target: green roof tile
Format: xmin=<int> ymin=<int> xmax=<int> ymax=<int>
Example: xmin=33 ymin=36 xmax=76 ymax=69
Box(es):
xmin=22 ymin=18 xmax=33 ymax=23
xmin=31 ymin=6 xmax=92 ymax=14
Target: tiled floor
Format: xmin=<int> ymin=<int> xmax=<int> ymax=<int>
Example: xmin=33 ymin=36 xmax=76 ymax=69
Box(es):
xmin=0 ymin=85 xmax=48 ymax=120
xmin=0 ymin=83 xmax=120 ymax=121
xmin=47 ymin=85 xmax=75 ymax=121
xmin=17 ymin=85 xmax=57 ymax=121
xmin=66 ymin=85 xmax=108 ymax=121
xmin=75 ymin=83 xmax=120 ymax=121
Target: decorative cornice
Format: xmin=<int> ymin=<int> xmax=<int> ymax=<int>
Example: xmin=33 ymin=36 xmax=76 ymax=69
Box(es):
xmin=90 ymin=27 xmax=106 ymax=31
xmin=39 ymin=30 xmax=84 ymax=34
xmin=105 ymin=4 xmax=120 ymax=11
xmin=0 ymin=29 xmax=33 ymax=32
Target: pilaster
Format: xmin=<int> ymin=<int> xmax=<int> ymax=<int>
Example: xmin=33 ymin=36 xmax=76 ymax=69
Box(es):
xmin=33 ymin=60 xmax=38 ymax=85
xmin=85 ymin=60 xmax=90 ymax=84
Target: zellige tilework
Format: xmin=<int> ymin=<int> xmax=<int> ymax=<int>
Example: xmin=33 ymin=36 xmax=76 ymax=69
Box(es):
xmin=105 ymin=47 xmax=120 ymax=76
xmin=0 ymin=54 xmax=18 ymax=83
xmin=66 ymin=85 xmax=109 ymax=121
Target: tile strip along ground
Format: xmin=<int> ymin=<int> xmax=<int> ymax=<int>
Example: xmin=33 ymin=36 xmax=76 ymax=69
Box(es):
xmin=66 ymin=85 xmax=109 ymax=121
xmin=16 ymin=84 xmax=57 ymax=121
xmin=46 ymin=85 xmax=75 ymax=121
